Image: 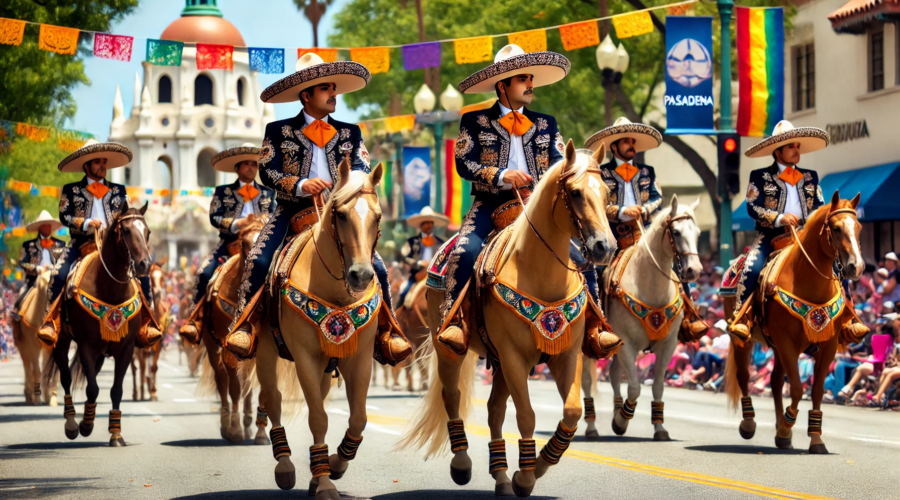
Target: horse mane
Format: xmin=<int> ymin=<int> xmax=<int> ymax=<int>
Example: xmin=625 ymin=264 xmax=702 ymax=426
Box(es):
xmin=649 ymin=199 xmax=696 ymax=228
xmin=795 ymin=199 xmax=853 ymax=240
xmin=328 ymin=170 xmax=370 ymax=209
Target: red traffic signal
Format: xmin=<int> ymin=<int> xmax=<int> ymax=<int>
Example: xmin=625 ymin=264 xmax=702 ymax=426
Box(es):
xmin=723 ymin=137 xmax=737 ymax=153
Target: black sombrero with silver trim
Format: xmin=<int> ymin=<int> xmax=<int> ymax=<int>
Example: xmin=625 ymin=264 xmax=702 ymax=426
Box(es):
xmin=211 ymin=143 xmax=260 ymax=172
xmin=744 ymin=120 xmax=830 ymax=158
xmin=584 ymin=117 xmax=662 ymax=153
xmin=57 ymin=139 xmax=132 ymax=173
xmin=457 ymin=44 xmax=570 ymax=94
xmin=261 ymin=53 xmax=372 ymax=104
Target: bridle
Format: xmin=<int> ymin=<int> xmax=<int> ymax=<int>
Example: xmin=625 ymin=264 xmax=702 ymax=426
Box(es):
xmin=95 ymin=212 xmax=148 ymax=285
xmin=312 ymin=189 xmax=381 ymax=295
xmin=790 ymin=207 xmax=858 ymax=282
xmin=637 ymin=212 xmax=699 ymax=284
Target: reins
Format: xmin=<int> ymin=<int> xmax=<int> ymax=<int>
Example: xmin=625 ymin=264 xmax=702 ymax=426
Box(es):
xmin=789 ymin=207 xmax=858 ymax=282
xmin=636 ymin=212 xmax=698 ymax=284
xmin=94 ymin=213 xmax=146 ymax=285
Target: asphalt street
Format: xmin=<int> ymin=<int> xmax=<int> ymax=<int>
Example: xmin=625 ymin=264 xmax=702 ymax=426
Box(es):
xmin=1 ymin=347 xmax=898 ymax=500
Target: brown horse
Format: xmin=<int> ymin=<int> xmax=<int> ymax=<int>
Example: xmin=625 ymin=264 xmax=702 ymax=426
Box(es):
xmin=131 ymin=262 xmax=167 ymax=401
xmin=725 ymin=191 xmax=864 ymax=454
xmin=394 ymin=279 xmax=432 ymax=392
xmin=10 ymin=270 xmax=57 ymax=405
xmin=45 ymin=203 xmax=157 ymax=446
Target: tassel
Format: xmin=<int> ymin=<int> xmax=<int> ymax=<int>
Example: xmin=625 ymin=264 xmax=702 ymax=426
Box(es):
xmin=530 ymin=323 xmax=572 ymax=356
xmin=317 ymin=322 xmax=361 ymax=359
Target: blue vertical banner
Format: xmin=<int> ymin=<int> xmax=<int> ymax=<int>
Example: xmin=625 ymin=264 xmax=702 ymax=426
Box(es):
xmin=402 ymin=146 xmax=432 ymax=218
xmin=664 ymin=16 xmax=716 ymax=135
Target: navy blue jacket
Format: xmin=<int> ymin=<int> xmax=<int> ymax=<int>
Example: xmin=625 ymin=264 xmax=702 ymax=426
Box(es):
xmin=401 ymin=233 xmax=445 ymax=271
xmin=599 ymin=160 xmax=663 ymax=236
xmin=745 ymin=162 xmax=824 ymax=233
xmin=58 ymin=177 xmax=128 ymax=242
xmin=19 ymin=237 xmax=66 ymax=276
xmin=209 ymin=180 xmax=276 ymax=243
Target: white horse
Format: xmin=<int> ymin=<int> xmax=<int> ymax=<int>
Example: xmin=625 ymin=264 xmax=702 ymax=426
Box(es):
xmin=582 ymin=195 xmax=702 ymax=440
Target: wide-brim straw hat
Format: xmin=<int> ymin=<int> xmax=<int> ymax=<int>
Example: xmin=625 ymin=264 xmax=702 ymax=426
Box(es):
xmin=745 ymin=120 xmax=830 ymax=158
xmin=57 ymin=139 xmax=132 ymax=173
xmin=211 ymin=143 xmax=260 ymax=172
xmin=261 ymin=53 xmax=372 ymax=103
xmin=457 ymin=44 xmax=570 ymax=95
xmin=406 ymin=206 xmax=449 ymax=227
xmin=26 ymin=210 xmax=63 ymax=232
xmin=584 ymin=117 xmax=662 ymax=153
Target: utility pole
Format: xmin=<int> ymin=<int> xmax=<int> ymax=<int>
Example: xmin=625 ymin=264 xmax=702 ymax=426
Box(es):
xmin=717 ymin=0 xmax=735 ymax=265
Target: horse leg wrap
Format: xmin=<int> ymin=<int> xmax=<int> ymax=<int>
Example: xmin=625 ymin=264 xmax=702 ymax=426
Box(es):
xmin=539 ymin=421 xmax=577 ymax=466
xmin=518 ymin=439 xmax=537 ymax=471
xmin=651 ymin=401 xmax=664 ymax=425
xmin=83 ymin=402 xmax=97 ymax=425
xmin=583 ymin=397 xmax=596 ymax=422
xmin=447 ymin=419 xmax=468 ymax=452
xmin=337 ymin=430 xmax=363 ymax=461
xmin=619 ymin=399 xmax=637 ymax=420
xmin=256 ymin=407 xmax=268 ymax=428
xmin=782 ymin=407 xmax=798 ymax=429
xmin=309 ymin=444 xmax=331 ymax=478
xmin=34 ymin=382 xmax=41 ymax=397
xmin=63 ymin=395 xmax=75 ymax=419
xmin=808 ymin=410 xmax=823 ymax=436
xmin=270 ymin=426 xmax=291 ymax=460
xmin=741 ymin=397 xmax=755 ymax=420
xmin=488 ymin=439 xmax=508 ymax=474
xmin=108 ymin=410 xmax=122 ymax=434
xmin=613 ymin=396 xmax=623 ymax=412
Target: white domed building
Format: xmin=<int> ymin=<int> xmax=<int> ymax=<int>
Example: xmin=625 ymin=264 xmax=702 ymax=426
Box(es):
xmin=109 ymin=0 xmax=274 ymax=265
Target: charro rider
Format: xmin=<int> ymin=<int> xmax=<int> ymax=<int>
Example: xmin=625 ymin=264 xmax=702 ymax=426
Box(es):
xmin=223 ymin=53 xmax=411 ymax=363
xmin=12 ymin=211 xmax=65 ymax=318
xmin=397 ymin=206 xmax=447 ymax=308
xmin=179 ymin=144 xmax=275 ymax=343
xmin=585 ymin=117 xmax=708 ymax=341
xmin=38 ymin=140 xmax=161 ymax=347
xmin=433 ymin=44 xmax=618 ymax=357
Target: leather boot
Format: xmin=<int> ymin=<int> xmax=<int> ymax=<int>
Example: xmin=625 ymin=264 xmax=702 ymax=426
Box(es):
xmin=583 ymin=312 xmax=623 ymax=359
xmin=179 ymin=298 xmax=205 ymax=344
xmin=375 ymin=306 xmax=412 ymax=366
xmin=137 ymin=293 xmax=163 ymax=348
xmin=678 ymin=294 xmax=710 ymax=343
xmin=437 ymin=295 xmax=471 ymax=356
xmin=38 ymin=294 xmax=63 ymax=347
xmin=728 ymin=316 xmax=752 ymax=345
xmin=224 ymin=290 xmax=264 ymax=361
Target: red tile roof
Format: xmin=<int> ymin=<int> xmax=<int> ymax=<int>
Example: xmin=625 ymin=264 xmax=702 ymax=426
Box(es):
xmin=828 ymin=0 xmax=900 ymax=32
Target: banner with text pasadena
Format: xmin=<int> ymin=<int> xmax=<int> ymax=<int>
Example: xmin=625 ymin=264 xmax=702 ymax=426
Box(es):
xmin=664 ymin=16 xmax=715 ymax=135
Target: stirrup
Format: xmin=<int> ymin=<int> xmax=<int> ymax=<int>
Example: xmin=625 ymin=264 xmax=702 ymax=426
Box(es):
xmin=38 ymin=294 xmax=63 ymax=347
xmin=179 ymin=299 xmax=205 ymax=344
xmin=437 ymin=324 xmax=467 ymax=356
xmin=225 ymin=323 xmax=258 ymax=361
xmin=374 ymin=307 xmax=412 ymax=365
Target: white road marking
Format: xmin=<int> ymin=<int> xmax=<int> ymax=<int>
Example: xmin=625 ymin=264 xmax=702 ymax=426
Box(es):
xmin=173 ymin=398 xmax=196 ymax=403
xmin=365 ymin=405 xmax=380 ymax=410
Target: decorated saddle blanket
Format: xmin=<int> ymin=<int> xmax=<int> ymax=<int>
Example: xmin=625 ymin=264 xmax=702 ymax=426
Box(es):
xmin=74 ymin=286 xmax=142 ymax=343
xmin=771 ymin=286 xmax=844 ymax=344
xmin=426 ymin=233 xmax=460 ymax=291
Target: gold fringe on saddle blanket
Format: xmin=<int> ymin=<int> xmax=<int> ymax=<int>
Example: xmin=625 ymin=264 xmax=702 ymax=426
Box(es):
xmin=68 ymin=253 xmax=142 ymax=343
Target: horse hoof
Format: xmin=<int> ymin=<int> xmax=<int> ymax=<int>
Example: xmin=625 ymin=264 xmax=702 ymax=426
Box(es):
xmin=809 ymin=443 xmax=829 ymax=455
xmin=585 ymin=429 xmax=600 ymax=439
xmin=78 ymin=421 xmax=94 ymax=437
xmin=274 ymin=470 xmax=296 ymax=490
xmin=739 ymin=425 xmax=756 ymax=440
xmin=315 ymin=489 xmax=341 ymax=500
xmin=511 ymin=472 xmax=534 ymax=498
xmin=611 ymin=419 xmax=627 ymax=436
xmin=653 ymin=431 xmax=671 ymax=442
xmin=65 ymin=426 xmax=79 ymax=440
xmin=450 ymin=464 xmax=472 ymax=485
xmin=109 ymin=435 xmax=127 ymax=447
xmin=495 ymin=482 xmax=515 ymax=496
xmin=254 ymin=435 xmax=271 ymax=446
xmin=150 ymin=395 xmax=158 ymax=402
xmin=329 ymin=469 xmax=345 ymax=481
xmin=307 ymin=480 xmax=316 ymax=496
xmin=775 ymin=436 xmax=793 ymax=449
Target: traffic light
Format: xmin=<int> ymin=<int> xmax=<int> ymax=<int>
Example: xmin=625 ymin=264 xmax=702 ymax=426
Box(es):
xmin=717 ymin=133 xmax=741 ymax=197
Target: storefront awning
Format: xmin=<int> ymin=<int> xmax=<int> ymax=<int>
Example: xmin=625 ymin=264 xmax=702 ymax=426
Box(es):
xmin=829 ymin=0 xmax=900 ymax=34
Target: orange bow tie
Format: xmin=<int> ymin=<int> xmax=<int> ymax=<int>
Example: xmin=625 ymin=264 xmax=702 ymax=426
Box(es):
xmin=85 ymin=181 xmax=109 ymax=200
xmin=498 ymin=111 xmax=533 ymax=137
xmin=615 ymin=162 xmax=639 ymax=182
xmin=303 ymin=119 xmax=336 ymax=149
xmin=421 ymin=234 xmax=435 ymax=247
xmin=779 ymin=166 xmax=803 ymax=186
xmin=41 ymin=238 xmax=54 ymax=250
xmin=236 ymin=183 xmax=260 ymax=202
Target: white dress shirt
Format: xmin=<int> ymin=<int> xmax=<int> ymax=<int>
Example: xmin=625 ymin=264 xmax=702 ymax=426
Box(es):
xmin=775 ymin=162 xmax=803 ymax=227
xmin=420 ymin=233 xmax=436 ymax=262
xmin=82 ymin=177 xmax=108 ymax=231
xmin=614 ymin=156 xmax=638 ymax=221
xmin=497 ymin=103 xmax=528 ymax=191
xmin=39 ymin=236 xmax=52 ymax=267
xmin=296 ymin=110 xmax=333 ymax=197
xmin=230 ymin=180 xmax=260 ymax=233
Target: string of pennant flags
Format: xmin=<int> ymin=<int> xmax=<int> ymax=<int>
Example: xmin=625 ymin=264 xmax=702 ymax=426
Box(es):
xmin=0 ymin=0 xmax=694 ymax=74
xmin=0 ymin=120 xmax=94 ymax=153
xmin=3 ymin=177 xmax=216 ymax=202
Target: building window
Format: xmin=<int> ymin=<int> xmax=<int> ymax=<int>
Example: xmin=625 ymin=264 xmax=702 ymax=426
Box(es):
xmin=195 ymin=74 xmax=214 ymax=106
xmin=158 ymin=75 xmax=172 ymax=103
xmin=237 ymin=78 xmax=244 ymax=106
xmin=870 ymin=30 xmax=884 ymax=92
xmin=123 ymin=167 xmax=132 ymax=186
xmin=793 ymin=44 xmax=814 ymax=111
xmin=197 ymin=149 xmax=217 ymax=187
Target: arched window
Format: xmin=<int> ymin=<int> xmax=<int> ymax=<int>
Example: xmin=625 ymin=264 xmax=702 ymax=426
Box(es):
xmin=158 ymin=75 xmax=172 ymax=103
xmin=237 ymin=78 xmax=245 ymax=106
xmin=194 ymin=74 xmax=214 ymax=106
xmin=197 ymin=149 xmax=217 ymax=187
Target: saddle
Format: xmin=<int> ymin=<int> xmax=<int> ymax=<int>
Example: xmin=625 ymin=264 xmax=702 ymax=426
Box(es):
xmin=17 ymin=286 xmax=40 ymax=329
xmin=65 ymin=251 xmax=98 ymax=299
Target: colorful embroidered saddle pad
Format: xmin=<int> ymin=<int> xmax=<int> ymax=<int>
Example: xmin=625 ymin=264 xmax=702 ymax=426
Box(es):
xmin=74 ymin=288 xmax=142 ymax=342
xmin=772 ymin=286 xmax=844 ymax=343
xmin=621 ymin=291 xmax=683 ymax=341
xmin=492 ymin=282 xmax=589 ymax=354
xmin=718 ymin=254 xmax=746 ymax=297
xmin=426 ymin=233 xmax=459 ymax=291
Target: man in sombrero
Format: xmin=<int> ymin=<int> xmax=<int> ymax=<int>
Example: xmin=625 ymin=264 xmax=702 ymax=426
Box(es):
xmin=12 ymin=210 xmax=65 ymax=317
xmin=223 ymin=53 xmax=411 ymax=364
xmin=179 ymin=144 xmax=276 ymax=343
xmin=397 ymin=206 xmax=447 ymax=308
xmin=585 ymin=117 xmax=708 ymax=341
xmin=38 ymin=140 xmax=161 ymax=347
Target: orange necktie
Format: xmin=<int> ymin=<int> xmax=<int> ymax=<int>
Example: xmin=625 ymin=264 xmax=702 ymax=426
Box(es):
xmin=615 ymin=162 xmax=639 ymax=182
xmin=779 ymin=166 xmax=803 ymax=186
xmin=41 ymin=238 xmax=54 ymax=250
xmin=303 ymin=119 xmax=337 ymax=148
xmin=236 ymin=183 xmax=260 ymax=202
xmin=498 ymin=111 xmax=533 ymax=137
xmin=85 ymin=181 xmax=109 ymax=200
xmin=421 ymin=234 xmax=435 ymax=247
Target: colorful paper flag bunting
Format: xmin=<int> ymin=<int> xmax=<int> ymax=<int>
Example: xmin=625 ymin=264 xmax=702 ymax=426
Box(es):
xmin=444 ymin=139 xmax=472 ymax=229
xmin=197 ymin=43 xmax=234 ymax=70
xmin=38 ymin=24 xmax=80 ymax=55
xmin=146 ymin=39 xmax=184 ymax=66
xmin=350 ymin=47 xmax=390 ymax=74
xmin=16 ymin=123 xmax=50 ymax=142
xmin=93 ymin=33 xmax=133 ymax=61
xmin=384 ymin=115 xmax=416 ymax=134
xmin=402 ymin=42 xmax=441 ymax=70
xmin=558 ymin=20 xmax=599 ymax=51
xmin=298 ymin=48 xmax=338 ymax=62
xmin=613 ymin=11 xmax=654 ymax=39
xmin=0 ymin=18 xmax=26 ymax=46
xmin=454 ymin=36 xmax=493 ymax=64
xmin=508 ymin=30 xmax=547 ymax=53
xmin=249 ymin=47 xmax=284 ymax=74
xmin=666 ymin=4 xmax=692 ymax=16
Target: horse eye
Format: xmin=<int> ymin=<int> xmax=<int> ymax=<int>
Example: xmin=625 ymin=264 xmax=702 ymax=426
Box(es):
xmin=570 ymin=189 xmax=582 ymax=199
xmin=672 ymin=230 xmax=681 ymax=237
xmin=336 ymin=211 xmax=347 ymax=221
xmin=833 ymin=225 xmax=841 ymax=233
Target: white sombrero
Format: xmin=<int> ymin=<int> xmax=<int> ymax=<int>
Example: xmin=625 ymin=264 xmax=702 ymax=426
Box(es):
xmin=406 ymin=206 xmax=449 ymax=228
xmin=260 ymin=53 xmax=372 ymax=104
xmin=744 ymin=120 xmax=830 ymax=158
xmin=211 ymin=143 xmax=260 ymax=172
xmin=457 ymin=44 xmax=570 ymax=95
xmin=26 ymin=210 xmax=63 ymax=232
xmin=584 ymin=117 xmax=662 ymax=153
xmin=57 ymin=139 xmax=132 ymax=173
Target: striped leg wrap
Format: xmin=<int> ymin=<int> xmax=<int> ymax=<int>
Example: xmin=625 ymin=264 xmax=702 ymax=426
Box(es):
xmin=108 ymin=410 xmax=122 ymax=434
xmin=337 ymin=430 xmax=363 ymax=461
xmin=741 ymin=397 xmax=755 ymax=420
xmin=256 ymin=407 xmax=268 ymax=428
xmin=63 ymin=395 xmax=75 ymax=419
xmin=613 ymin=396 xmax=623 ymax=412
xmin=34 ymin=382 xmax=41 ymax=396
xmin=270 ymin=426 xmax=291 ymax=459
xmin=539 ymin=421 xmax=577 ymax=465
xmin=782 ymin=407 xmax=798 ymax=429
xmin=619 ymin=399 xmax=637 ymax=420
xmin=488 ymin=439 xmax=508 ymax=474
xmin=583 ymin=397 xmax=596 ymax=422
xmin=518 ymin=439 xmax=537 ymax=471
xmin=651 ymin=401 xmax=664 ymax=425
xmin=447 ymin=419 xmax=468 ymax=452
xmin=808 ymin=410 xmax=823 ymax=436
xmin=83 ymin=402 xmax=97 ymax=425
xmin=309 ymin=444 xmax=331 ymax=478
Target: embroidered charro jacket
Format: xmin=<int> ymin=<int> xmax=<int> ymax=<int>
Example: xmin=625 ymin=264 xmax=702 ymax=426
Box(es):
xmin=19 ymin=237 xmax=66 ymax=276
xmin=401 ymin=234 xmax=445 ymax=271
xmin=58 ymin=177 xmax=128 ymax=240
xmin=209 ymin=180 xmax=276 ymax=243
xmin=454 ymin=102 xmax=565 ymax=202
xmin=258 ymin=112 xmax=370 ymax=203
xmin=745 ymin=162 xmax=824 ymax=233
xmin=599 ymin=160 xmax=663 ymax=232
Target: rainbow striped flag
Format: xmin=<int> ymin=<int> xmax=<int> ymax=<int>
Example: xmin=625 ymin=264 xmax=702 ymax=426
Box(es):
xmin=443 ymin=139 xmax=472 ymax=230
xmin=736 ymin=7 xmax=784 ymax=138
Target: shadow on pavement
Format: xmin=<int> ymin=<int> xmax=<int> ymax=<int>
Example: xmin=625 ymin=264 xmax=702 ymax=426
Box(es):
xmin=364 ymin=394 xmax=423 ymax=400
xmin=685 ymin=444 xmax=808 ymax=455
xmin=535 ymin=431 xmax=661 ymax=443
xmin=0 ymin=411 xmax=212 ymax=424
xmin=161 ymin=439 xmax=251 ymax=447
xmin=0 ymin=477 xmax=101 ymax=498
xmin=7 ymin=441 xmax=142 ymax=449
xmin=173 ymin=490 xmax=558 ymax=499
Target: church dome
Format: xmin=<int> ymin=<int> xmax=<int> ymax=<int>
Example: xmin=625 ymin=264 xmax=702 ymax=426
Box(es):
xmin=160 ymin=0 xmax=246 ymax=47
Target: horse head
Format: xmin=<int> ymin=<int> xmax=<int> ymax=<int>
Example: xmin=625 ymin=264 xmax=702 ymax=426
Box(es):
xmin=113 ymin=202 xmax=153 ymax=277
xmin=662 ymin=194 xmax=703 ymax=282
xmin=821 ymin=190 xmax=863 ymax=280
xmin=239 ymin=213 xmax=266 ymax=259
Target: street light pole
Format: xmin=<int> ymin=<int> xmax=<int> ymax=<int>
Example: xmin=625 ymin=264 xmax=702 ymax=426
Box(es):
xmin=718 ymin=0 xmax=736 ymax=265
xmin=415 ymin=84 xmax=463 ymax=213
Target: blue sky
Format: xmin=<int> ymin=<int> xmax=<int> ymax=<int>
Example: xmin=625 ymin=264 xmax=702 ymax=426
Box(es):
xmin=65 ymin=0 xmax=357 ymax=139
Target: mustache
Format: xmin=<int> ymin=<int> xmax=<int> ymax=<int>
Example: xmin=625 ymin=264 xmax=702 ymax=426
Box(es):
xmin=327 ymin=97 xmax=336 ymax=104
xmin=523 ymin=89 xmax=534 ymax=95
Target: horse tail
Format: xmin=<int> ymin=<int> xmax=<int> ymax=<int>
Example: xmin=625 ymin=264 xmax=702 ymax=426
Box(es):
xmin=274 ymin=354 xmax=306 ymax=423
xmin=69 ymin=346 xmax=86 ymax=392
xmin=725 ymin=341 xmax=741 ymax=412
xmin=42 ymin=345 xmax=59 ymax=388
xmin=396 ymin=336 xmax=477 ymax=459
xmin=195 ymin=350 xmax=219 ymax=399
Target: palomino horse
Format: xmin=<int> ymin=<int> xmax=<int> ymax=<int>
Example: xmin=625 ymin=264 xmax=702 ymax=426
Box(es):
xmin=10 ymin=269 xmax=58 ymax=405
xmin=46 ymin=203 xmax=156 ymax=446
xmin=131 ymin=262 xmax=167 ymax=401
xmin=725 ymin=192 xmax=864 ymax=454
xmin=394 ymin=280 xmax=432 ymax=392
xmin=255 ymin=160 xmax=388 ymax=498
xmin=581 ymin=196 xmax=702 ymax=440
xmin=401 ymin=142 xmax=616 ymax=497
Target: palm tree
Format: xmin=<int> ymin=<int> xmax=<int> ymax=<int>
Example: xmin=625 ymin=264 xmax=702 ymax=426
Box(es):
xmin=293 ymin=0 xmax=334 ymax=48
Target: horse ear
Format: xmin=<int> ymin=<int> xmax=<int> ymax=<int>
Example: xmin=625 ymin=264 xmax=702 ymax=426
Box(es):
xmin=850 ymin=192 xmax=861 ymax=209
xmin=830 ymin=190 xmax=840 ymax=209
xmin=670 ymin=193 xmax=679 ymax=214
xmin=564 ymin=139 xmax=576 ymax=171
xmin=338 ymin=156 xmax=352 ymax=187
xmin=369 ymin=162 xmax=384 ymax=186
xmin=690 ymin=197 xmax=701 ymax=211
xmin=139 ymin=201 xmax=148 ymax=216
xmin=591 ymin=142 xmax=606 ymax=164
